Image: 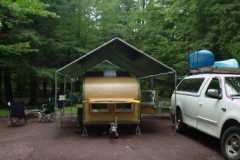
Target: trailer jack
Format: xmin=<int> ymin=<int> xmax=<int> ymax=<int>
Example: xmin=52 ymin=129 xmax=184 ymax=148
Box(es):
xmin=109 ymin=122 xmax=119 ymax=138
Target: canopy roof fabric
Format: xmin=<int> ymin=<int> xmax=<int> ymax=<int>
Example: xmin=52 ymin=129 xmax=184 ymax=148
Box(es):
xmin=57 ymin=38 xmax=175 ymax=79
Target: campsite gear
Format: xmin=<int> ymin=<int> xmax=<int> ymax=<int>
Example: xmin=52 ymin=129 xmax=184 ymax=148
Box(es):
xmin=68 ymin=94 xmax=78 ymax=105
xmin=8 ymin=101 xmax=27 ymax=126
xmin=58 ymin=95 xmax=66 ymax=109
xmin=214 ymin=58 xmax=239 ymax=68
xmin=189 ymin=50 xmax=215 ymax=69
xmin=38 ymin=99 xmax=55 ymax=122
xmin=141 ymin=90 xmax=159 ymax=114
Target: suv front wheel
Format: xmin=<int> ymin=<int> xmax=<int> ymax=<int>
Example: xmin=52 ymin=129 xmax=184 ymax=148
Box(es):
xmin=221 ymin=126 xmax=240 ymax=160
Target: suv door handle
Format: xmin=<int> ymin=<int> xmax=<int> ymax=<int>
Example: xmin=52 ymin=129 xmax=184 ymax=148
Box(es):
xmin=221 ymin=107 xmax=226 ymax=112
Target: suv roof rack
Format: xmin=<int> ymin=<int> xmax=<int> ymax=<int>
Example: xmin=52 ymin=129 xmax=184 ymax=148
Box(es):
xmin=190 ymin=67 xmax=240 ymax=75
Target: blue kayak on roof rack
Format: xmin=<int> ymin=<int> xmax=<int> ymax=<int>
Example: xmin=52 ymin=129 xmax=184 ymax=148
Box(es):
xmin=189 ymin=50 xmax=239 ymax=69
xmin=188 ymin=50 xmax=215 ymax=69
xmin=214 ymin=59 xmax=239 ymax=68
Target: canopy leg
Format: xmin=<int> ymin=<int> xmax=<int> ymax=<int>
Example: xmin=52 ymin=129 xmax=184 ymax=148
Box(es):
xmin=136 ymin=125 xmax=141 ymax=136
xmin=60 ymin=108 xmax=64 ymax=127
xmin=81 ymin=126 xmax=88 ymax=136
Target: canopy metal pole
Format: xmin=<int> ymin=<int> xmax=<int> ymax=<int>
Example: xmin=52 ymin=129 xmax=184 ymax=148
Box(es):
xmin=174 ymin=71 xmax=177 ymax=134
xmin=140 ymin=71 xmax=175 ymax=80
xmin=150 ymin=77 xmax=154 ymax=89
xmin=70 ymin=79 xmax=73 ymax=94
xmin=63 ymin=76 xmax=67 ymax=123
xmin=70 ymin=78 xmax=73 ymax=118
xmin=54 ymin=72 xmax=58 ymax=108
xmin=64 ymin=77 xmax=66 ymax=95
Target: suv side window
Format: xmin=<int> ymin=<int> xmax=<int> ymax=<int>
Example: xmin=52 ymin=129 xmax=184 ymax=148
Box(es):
xmin=177 ymin=78 xmax=204 ymax=93
xmin=205 ymin=78 xmax=221 ymax=96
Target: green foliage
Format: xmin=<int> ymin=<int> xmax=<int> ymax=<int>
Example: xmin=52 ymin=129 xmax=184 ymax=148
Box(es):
xmin=0 ymin=0 xmax=57 ymax=73
xmin=1 ymin=0 xmax=57 ymax=18
xmin=1 ymin=0 xmax=240 ymax=75
xmin=0 ymin=107 xmax=8 ymax=118
xmin=1 ymin=0 xmax=240 ymax=102
xmin=0 ymin=42 xmax=37 ymax=55
xmin=35 ymin=67 xmax=55 ymax=80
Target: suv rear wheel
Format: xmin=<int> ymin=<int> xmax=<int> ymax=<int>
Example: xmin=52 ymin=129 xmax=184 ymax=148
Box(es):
xmin=175 ymin=109 xmax=186 ymax=133
xmin=221 ymin=126 xmax=240 ymax=160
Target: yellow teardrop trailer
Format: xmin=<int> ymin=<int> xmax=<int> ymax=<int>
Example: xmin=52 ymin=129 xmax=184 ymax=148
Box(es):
xmin=55 ymin=38 xmax=176 ymax=137
xmin=83 ymin=77 xmax=140 ymax=124
xmin=82 ymin=76 xmax=141 ymax=136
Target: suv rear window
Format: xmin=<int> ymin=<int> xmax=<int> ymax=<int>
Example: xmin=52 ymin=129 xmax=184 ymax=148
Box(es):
xmin=177 ymin=78 xmax=204 ymax=93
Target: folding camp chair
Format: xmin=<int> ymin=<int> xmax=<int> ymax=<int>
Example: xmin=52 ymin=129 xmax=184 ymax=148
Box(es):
xmin=38 ymin=100 xmax=55 ymax=122
xmin=8 ymin=101 xmax=27 ymax=127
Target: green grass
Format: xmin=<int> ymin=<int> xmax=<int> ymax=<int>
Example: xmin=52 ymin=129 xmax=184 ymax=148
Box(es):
xmin=64 ymin=105 xmax=78 ymax=113
xmin=0 ymin=107 xmax=9 ymax=118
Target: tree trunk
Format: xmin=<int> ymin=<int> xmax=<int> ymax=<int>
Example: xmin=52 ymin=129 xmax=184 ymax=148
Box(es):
xmin=0 ymin=68 xmax=2 ymax=104
xmin=3 ymin=69 xmax=13 ymax=103
xmin=43 ymin=79 xmax=47 ymax=97
xmin=16 ymin=74 xmax=24 ymax=98
xmin=29 ymin=74 xmax=38 ymax=104
xmin=51 ymin=81 xmax=55 ymax=97
xmin=75 ymin=80 xmax=81 ymax=93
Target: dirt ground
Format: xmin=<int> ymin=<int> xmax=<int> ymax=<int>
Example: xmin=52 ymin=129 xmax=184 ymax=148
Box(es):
xmin=0 ymin=116 xmax=223 ymax=160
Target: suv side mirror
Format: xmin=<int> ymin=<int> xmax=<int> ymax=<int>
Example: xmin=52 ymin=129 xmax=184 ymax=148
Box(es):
xmin=206 ymin=89 xmax=222 ymax=99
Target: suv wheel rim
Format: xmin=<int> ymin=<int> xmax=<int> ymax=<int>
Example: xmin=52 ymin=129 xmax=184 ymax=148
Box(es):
xmin=225 ymin=133 xmax=240 ymax=159
xmin=175 ymin=112 xmax=181 ymax=129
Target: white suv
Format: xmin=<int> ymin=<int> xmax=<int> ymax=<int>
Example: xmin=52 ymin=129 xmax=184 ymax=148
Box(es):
xmin=171 ymin=73 xmax=240 ymax=160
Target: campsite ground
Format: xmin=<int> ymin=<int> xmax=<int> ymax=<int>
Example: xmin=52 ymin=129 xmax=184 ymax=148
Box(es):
xmin=0 ymin=115 xmax=223 ymax=160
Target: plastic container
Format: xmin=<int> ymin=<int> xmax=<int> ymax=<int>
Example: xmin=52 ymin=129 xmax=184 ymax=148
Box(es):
xmin=189 ymin=50 xmax=215 ymax=69
xmin=213 ymin=59 xmax=239 ymax=68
